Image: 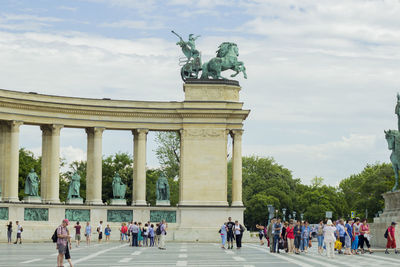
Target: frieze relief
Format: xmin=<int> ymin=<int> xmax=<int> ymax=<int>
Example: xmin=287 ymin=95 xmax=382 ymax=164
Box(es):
xmin=181 ymin=128 xmax=228 ymax=139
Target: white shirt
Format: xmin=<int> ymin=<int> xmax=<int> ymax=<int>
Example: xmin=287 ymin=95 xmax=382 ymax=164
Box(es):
xmin=323 ymin=225 xmax=336 ymax=242
xmin=17 ymin=224 xmax=22 ymax=234
xmin=98 ymin=224 xmax=103 ymax=233
xmin=234 ymin=225 xmax=241 ymax=235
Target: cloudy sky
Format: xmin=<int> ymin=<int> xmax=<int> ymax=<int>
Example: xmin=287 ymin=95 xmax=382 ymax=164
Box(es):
xmin=1 ymin=0 xmax=399 ymax=185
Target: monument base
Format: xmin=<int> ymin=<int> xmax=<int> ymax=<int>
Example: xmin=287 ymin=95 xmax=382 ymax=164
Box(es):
xmin=370 ymin=191 xmax=400 ymax=247
xmin=110 ymin=199 xmax=127 ymax=206
xmin=66 ymin=198 xmax=84 ymax=205
xmin=23 ymin=196 xmax=41 ymax=203
xmin=156 ymin=200 xmax=170 ymax=206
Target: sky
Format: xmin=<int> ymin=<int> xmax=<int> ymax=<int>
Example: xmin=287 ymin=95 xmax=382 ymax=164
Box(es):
xmin=1 ymin=0 xmax=400 ymax=185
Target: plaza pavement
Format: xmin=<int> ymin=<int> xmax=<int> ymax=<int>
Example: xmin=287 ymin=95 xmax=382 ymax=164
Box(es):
xmin=1 ymin=241 xmax=400 ymax=267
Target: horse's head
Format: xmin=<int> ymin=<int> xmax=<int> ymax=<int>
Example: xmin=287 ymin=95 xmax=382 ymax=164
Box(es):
xmin=385 ymin=130 xmax=397 ymax=150
xmin=216 ymin=42 xmax=238 ymax=58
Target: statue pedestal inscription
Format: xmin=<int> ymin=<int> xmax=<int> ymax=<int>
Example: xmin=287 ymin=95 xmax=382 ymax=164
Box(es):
xmin=110 ymin=198 xmax=127 ymax=206
xmin=156 ymin=200 xmax=170 ymax=206
xmin=66 ymin=197 xmax=84 ymax=205
xmin=23 ymin=196 xmax=41 ymax=203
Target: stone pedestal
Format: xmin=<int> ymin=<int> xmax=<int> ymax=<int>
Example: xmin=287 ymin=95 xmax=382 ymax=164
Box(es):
xmin=66 ymin=198 xmax=84 ymax=205
xmin=23 ymin=196 xmax=42 ymax=203
xmin=370 ymin=191 xmax=400 ymax=247
xmin=110 ymin=199 xmax=127 ymax=206
xmin=156 ymin=200 xmax=170 ymax=206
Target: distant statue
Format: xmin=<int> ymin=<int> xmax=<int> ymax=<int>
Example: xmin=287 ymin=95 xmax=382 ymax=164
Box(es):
xmin=112 ymin=173 xmax=126 ymax=199
xmin=201 ymin=42 xmax=247 ymax=80
xmin=67 ymin=172 xmax=81 ymax=199
xmin=395 ymin=93 xmax=400 ymax=131
xmin=24 ymin=169 xmax=39 ymax=196
xmin=172 ymin=30 xmax=202 ymax=81
xmin=156 ymin=173 xmax=170 ymax=201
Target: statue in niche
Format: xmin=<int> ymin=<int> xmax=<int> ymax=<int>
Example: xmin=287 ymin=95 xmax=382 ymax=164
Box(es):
xmin=156 ymin=173 xmax=170 ymax=201
xmin=24 ymin=169 xmax=39 ymax=196
xmin=112 ymin=173 xmax=126 ymax=199
xmin=67 ymin=172 xmax=81 ymax=199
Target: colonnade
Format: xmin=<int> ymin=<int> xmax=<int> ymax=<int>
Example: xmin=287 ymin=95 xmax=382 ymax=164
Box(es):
xmin=0 ymin=120 xmax=243 ymax=206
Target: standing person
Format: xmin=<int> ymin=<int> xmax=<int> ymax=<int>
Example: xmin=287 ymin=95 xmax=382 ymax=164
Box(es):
xmin=226 ymin=217 xmax=235 ymax=249
xmin=138 ymin=222 xmax=143 ymax=247
xmin=154 ymin=223 xmax=160 ymax=246
xmin=234 ymin=220 xmax=244 ymax=249
xmin=294 ymin=220 xmax=302 ymax=254
xmin=317 ymin=220 xmax=324 ymax=255
xmin=14 ymin=221 xmax=23 ymax=244
xmin=130 ymin=222 xmax=139 ymax=247
xmin=352 ymin=218 xmax=361 ymax=254
xmin=127 ymin=221 xmax=132 ymax=245
xmin=359 ymin=218 xmax=373 ymax=254
xmin=158 ymin=220 xmax=168 ymax=250
xmin=344 ymin=218 xmax=353 ymax=255
xmin=64 ymin=227 xmax=74 ymax=267
xmin=6 ymin=221 xmax=12 ymax=244
xmin=74 ymin=222 xmax=81 ymax=247
xmin=143 ymin=223 xmax=149 ymax=247
xmin=85 ymin=222 xmax=91 ymax=246
xmin=149 ymin=224 xmax=155 ymax=247
xmin=285 ymin=221 xmax=295 ymax=254
xmin=385 ymin=222 xmax=398 ymax=254
xmin=220 ymin=222 xmax=228 ymax=249
xmin=281 ymin=222 xmax=288 ymax=253
xmin=273 ymin=219 xmax=282 ymax=253
xmin=56 ymin=219 xmax=69 ymax=267
xmin=336 ymin=219 xmax=345 ymax=254
xmin=267 ymin=218 xmax=276 ymax=252
xmin=97 ymin=221 xmax=103 ymax=243
xmin=121 ymin=223 xmax=128 ymax=243
xmin=324 ymin=220 xmax=337 ymax=259
xmin=301 ymin=221 xmax=312 ymax=253
xmin=256 ymin=224 xmax=265 ymax=246
xmin=105 ymin=224 xmax=111 ymax=242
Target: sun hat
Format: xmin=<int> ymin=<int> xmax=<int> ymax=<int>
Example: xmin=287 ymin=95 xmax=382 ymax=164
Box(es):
xmin=326 ymin=219 xmax=333 ymax=225
xmin=63 ymin=219 xmax=70 ymax=225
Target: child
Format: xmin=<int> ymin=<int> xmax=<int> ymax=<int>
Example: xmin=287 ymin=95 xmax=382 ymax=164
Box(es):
xmin=105 ymin=224 xmax=111 ymax=242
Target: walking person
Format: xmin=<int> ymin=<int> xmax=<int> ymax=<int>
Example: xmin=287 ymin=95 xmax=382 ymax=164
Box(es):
xmin=158 ymin=220 xmax=168 ymax=250
xmin=130 ymin=222 xmax=139 ymax=247
xmin=220 ymin=222 xmax=228 ymax=249
xmin=127 ymin=221 xmax=132 ymax=245
xmin=105 ymin=224 xmax=111 ymax=242
xmin=97 ymin=221 xmax=103 ymax=243
xmin=74 ymin=221 xmax=81 ymax=247
xmin=359 ymin=218 xmax=373 ymax=254
xmin=6 ymin=221 xmax=12 ymax=244
xmin=121 ymin=223 xmax=128 ymax=242
xmin=149 ymin=224 xmax=155 ymax=247
xmin=85 ymin=222 xmax=92 ymax=246
xmin=273 ymin=218 xmax=282 ymax=253
xmin=317 ymin=220 xmax=324 ymax=255
xmin=234 ymin=220 xmax=244 ymax=249
xmin=324 ymin=220 xmax=336 ymax=259
xmin=267 ymin=218 xmax=276 ymax=252
xmin=302 ymin=221 xmax=311 ymax=253
xmin=336 ymin=219 xmax=345 ymax=254
xmin=138 ymin=222 xmax=143 ymax=247
xmin=344 ymin=218 xmax=353 ymax=255
xmin=352 ymin=218 xmax=361 ymax=254
xmin=56 ymin=219 xmax=70 ymax=267
xmin=65 ymin=227 xmax=74 ymax=267
xmin=14 ymin=221 xmax=23 ymax=244
xmin=281 ymin=222 xmax=288 ymax=252
xmin=385 ymin=222 xmax=398 ymax=254
xmin=226 ymin=217 xmax=235 ymax=249
xmin=285 ymin=221 xmax=295 ymax=254
xmin=294 ymin=220 xmax=302 ymax=254
xmin=256 ymin=224 xmax=265 ymax=246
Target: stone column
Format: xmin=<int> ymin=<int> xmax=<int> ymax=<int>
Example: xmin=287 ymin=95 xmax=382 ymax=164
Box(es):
xmin=231 ymin=129 xmax=243 ymax=206
xmin=1 ymin=121 xmax=23 ymax=202
xmin=132 ymin=129 xmax=148 ymax=206
xmin=86 ymin=127 xmax=105 ymax=205
xmin=41 ymin=124 xmax=63 ymax=203
xmin=0 ymin=122 xmax=7 ymax=200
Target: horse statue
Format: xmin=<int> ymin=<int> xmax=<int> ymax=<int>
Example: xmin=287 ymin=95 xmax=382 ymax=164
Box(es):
xmin=201 ymin=42 xmax=247 ymax=80
xmin=385 ymin=129 xmax=400 ymax=191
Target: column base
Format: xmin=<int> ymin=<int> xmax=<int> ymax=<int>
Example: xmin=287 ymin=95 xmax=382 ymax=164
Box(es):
xmin=85 ymin=199 xmax=103 ymax=205
xmin=42 ymin=198 xmax=60 ymax=204
xmin=23 ymin=196 xmax=42 ymax=203
xmin=134 ymin=200 xmax=147 ymax=206
xmin=4 ymin=197 xmax=20 ymax=203
xmin=110 ymin=199 xmax=127 ymax=206
xmin=178 ymin=200 xmax=229 ymax=206
xmin=231 ymin=201 xmax=244 ymax=207
xmin=66 ymin=198 xmax=84 ymax=205
xmin=156 ymin=200 xmax=170 ymax=206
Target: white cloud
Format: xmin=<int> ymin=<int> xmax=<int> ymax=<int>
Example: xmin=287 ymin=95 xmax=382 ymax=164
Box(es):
xmin=101 ymin=20 xmax=165 ymax=30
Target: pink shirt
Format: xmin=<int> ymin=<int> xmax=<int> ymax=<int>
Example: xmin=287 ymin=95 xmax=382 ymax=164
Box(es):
xmin=57 ymin=225 xmax=68 ymax=246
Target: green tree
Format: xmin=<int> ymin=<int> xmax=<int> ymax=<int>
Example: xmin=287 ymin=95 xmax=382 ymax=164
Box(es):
xmin=154 ymin=131 xmax=180 ymax=179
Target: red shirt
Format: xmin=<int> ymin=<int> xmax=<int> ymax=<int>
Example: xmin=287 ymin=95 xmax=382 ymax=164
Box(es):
xmin=286 ymin=226 xmax=294 ymax=239
xmin=74 ymin=225 xmax=81 ymax=235
xmin=388 ymin=226 xmax=395 ymax=239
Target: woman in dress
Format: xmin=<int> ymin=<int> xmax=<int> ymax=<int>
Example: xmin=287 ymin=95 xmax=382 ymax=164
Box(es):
xmin=138 ymin=222 xmax=143 ymax=247
xmin=324 ymin=220 xmax=336 ymax=259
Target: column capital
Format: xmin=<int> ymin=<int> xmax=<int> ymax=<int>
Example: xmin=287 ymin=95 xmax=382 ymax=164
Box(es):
xmin=9 ymin=120 xmax=23 ymax=131
xmin=230 ymin=129 xmax=244 ymax=138
xmin=41 ymin=124 xmax=63 ymax=134
xmin=85 ymin=127 xmax=105 ymax=135
xmin=132 ymin=128 xmax=149 ymax=136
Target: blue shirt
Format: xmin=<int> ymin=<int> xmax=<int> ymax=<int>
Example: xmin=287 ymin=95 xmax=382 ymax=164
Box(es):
xmin=345 ymin=223 xmax=352 ymax=238
xmin=302 ymin=226 xmax=311 ymax=239
xmin=149 ymin=227 xmax=154 ymax=237
xmin=220 ymin=225 xmax=227 ymax=235
xmin=336 ymin=224 xmax=345 ymax=237
xmin=105 ymin=227 xmax=111 ymax=235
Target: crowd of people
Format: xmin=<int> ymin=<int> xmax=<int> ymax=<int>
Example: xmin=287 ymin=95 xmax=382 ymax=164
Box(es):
xmin=219 ymin=217 xmax=246 ymax=249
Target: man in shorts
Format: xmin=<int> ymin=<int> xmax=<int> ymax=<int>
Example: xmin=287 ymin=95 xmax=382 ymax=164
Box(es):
xmin=97 ymin=221 xmax=103 ymax=243
xmin=74 ymin=221 xmax=81 ymax=247
xmin=57 ymin=219 xmax=70 ymax=267
xmin=14 ymin=221 xmax=23 ymax=244
xmin=226 ymin=217 xmax=235 ymax=249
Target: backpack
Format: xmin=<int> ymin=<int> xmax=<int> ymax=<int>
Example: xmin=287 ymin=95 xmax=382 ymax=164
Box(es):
xmin=384 ymin=228 xmax=388 ymax=239
xmin=156 ymin=226 xmax=162 ymax=235
xmin=51 ymin=228 xmax=58 ymax=243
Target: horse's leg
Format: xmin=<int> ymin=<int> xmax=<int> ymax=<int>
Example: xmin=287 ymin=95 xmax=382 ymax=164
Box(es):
xmin=394 ymin=165 xmax=399 ymax=191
